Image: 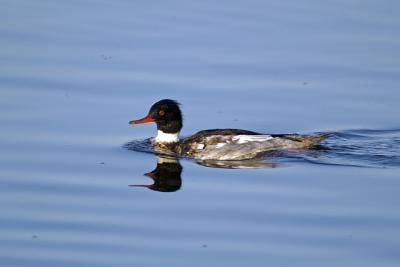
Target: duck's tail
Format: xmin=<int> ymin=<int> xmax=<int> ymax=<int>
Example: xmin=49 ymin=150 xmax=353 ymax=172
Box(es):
xmin=304 ymin=133 xmax=329 ymax=147
xmin=276 ymin=133 xmax=330 ymax=149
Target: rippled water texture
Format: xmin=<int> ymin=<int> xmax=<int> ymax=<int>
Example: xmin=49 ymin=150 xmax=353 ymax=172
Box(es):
xmin=1 ymin=1 xmax=400 ymax=267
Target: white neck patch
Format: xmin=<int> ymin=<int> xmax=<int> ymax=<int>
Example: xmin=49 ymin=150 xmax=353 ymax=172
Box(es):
xmin=158 ymin=156 xmax=178 ymax=164
xmin=155 ymin=130 xmax=179 ymax=143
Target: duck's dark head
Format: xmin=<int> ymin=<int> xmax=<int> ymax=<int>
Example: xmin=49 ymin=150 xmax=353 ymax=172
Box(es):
xmin=129 ymin=99 xmax=183 ymax=143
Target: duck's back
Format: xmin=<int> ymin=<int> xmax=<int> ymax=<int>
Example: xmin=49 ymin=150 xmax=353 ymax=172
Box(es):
xmin=174 ymin=129 xmax=327 ymax=160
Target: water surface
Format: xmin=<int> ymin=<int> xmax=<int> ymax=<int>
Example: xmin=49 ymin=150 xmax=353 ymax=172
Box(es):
xmin=1 ymin=1 xmax=400 ymax=266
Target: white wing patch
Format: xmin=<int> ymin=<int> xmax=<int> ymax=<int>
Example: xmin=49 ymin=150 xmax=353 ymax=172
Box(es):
xmin=215 ymin=143 xmax=226 ymax=148
xmin=232 ymin=135 xmax=273 ymax=144
xmin=197 ymin=144 xmax=205 ymax=150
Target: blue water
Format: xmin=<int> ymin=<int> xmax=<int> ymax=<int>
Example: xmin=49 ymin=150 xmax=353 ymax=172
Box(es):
xmin=1 ymin=0 xmax=400 ymax=266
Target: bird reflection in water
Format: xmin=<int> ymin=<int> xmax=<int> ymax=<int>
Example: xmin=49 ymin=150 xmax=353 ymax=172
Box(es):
xmin=129 ymin=153 xmax=278 ymax=192
xmin=130 ymin=156 xmax=182 ymax=192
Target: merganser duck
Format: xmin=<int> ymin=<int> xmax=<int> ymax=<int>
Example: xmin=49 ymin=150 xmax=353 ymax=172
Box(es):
xmin=129 ymin=99 xmax=328 ymax=161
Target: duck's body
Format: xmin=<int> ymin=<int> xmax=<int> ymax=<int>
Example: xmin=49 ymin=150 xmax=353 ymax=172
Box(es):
xmin=130 ymin=99 xmax=327 ymax=161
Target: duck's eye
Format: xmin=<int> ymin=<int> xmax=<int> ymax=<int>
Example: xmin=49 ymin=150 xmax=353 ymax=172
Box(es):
xmin=159 ymin=110 xmax=165 ymax=116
